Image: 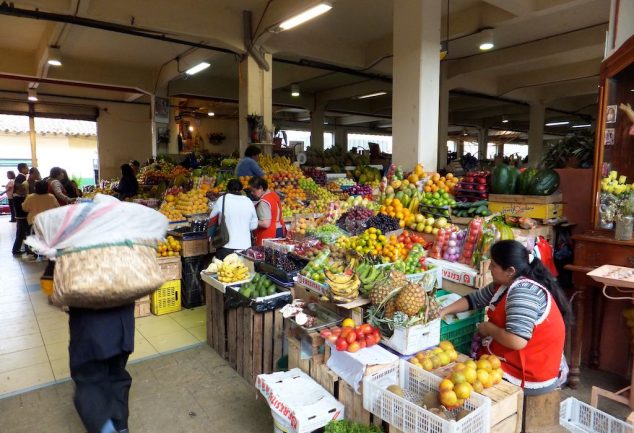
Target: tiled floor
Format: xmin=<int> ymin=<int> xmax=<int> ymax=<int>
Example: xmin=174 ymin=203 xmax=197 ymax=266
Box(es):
xmin=0 ymin=214 xmax=206 ymax=398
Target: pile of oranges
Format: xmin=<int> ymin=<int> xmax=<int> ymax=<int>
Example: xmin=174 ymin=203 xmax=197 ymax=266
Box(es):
xmin=423 ymin=173 xmax=459 ymax=194
xmin=379 ymin=198 xmax=415 ymax=229
xmin=280 ymin=185 xmax=307 ymax=214
xmin=156 ymin=236 xmax=181 ymax=257
xmin=239 ymin=176 xmax=251 ymax=189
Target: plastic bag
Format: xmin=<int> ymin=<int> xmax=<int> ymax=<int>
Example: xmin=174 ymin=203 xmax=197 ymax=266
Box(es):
xmin=26 ymin=194 xmax=168 ymax=257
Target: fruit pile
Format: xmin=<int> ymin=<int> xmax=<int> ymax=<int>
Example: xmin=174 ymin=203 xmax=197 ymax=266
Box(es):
xmin=348 ymin=184 xmax=373 ymax=197
xmin=336 ymin=206 xmax=375 ymax=235
xmin=335 ymin=228 xmax=388 ymax=258
xmin=436 ymin=354 xmax=504 ymax=409
xmin=423 ymin=173 xmax=458 ymax=194
xmin=260 ymin=155 xmax=303 ymax=185
xmin=366 ymin=213 xmax=400 ymax=233
xmin=320 ymin=320 xmax=382 ymax=353
xmin=205 ymin=254 xmax=252 ymax=284
xmin=333 ymin=178 xmax=356 ymax=188
xmin=292 ymin=239 xmax=327 ymax=259
xmin=356 ymin=261 xmax=389 ymax=295
xmin=397 ymin=231 xmax=428 ymax=253
xmin=300 ymin=250 xmax=332 ymax=284
xmin=392 ymin=243 xmax=427 ymax=274
xmin=170 ymin=188 xmax=210 ymax=215
xmin=325 ymin=269 xmax=361 ymax=303
xmin=156 ymin=236 xmax=181 ymax=257
xmin=408 ymin=214 xmax=449 ymax=235
xmin=601 ymin=170 xmax=633 ymax=195
xmin=408 ymin=340 xmax=459 ymax=371
xmin=279 ymin=185 xmax=307 ymax=214
xmin=379 ymin=198 xmax=415 ymax=229
xmin=238 ymin=273 xmax=277 ymax=298
xmin=158 ymin=202 xmax=185 ymax=222
xmin=302 ymin=167 xmax=327 ymax=185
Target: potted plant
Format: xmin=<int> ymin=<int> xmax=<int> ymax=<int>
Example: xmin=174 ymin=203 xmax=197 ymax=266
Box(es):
xmin=207 ymin=132 xmax=226 ymax=145
xmin=541 ymin=130 xmax=594 ymax=169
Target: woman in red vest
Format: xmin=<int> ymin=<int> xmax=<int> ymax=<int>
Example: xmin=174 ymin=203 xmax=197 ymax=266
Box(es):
xmin=440 ymin=240 xmax=573 ymax=395
xmin=248 ymin=177 xmax=286 ymax=246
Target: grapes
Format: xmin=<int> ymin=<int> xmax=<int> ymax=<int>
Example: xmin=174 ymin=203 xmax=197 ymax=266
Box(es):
xmin=336 ymin=206 xmax=375 ymax=235
xmin=366 ymin=213 xmax=400 ymax=233
xmin=302 ymin=168 xmax=327 ymax=185
xmin=348 ymin=184 xmax=373 ymax=196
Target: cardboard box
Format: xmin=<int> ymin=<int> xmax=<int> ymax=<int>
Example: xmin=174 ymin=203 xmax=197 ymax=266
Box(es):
xmin=488 ymin=201 xmax=564 ymax=219
xmin=381 ymin=319 xmax=441 ymax=356
xmin=295 ymin=274 xmax=329 ymax=296
xmin=256 ymin=369 xmax=344 ymax=433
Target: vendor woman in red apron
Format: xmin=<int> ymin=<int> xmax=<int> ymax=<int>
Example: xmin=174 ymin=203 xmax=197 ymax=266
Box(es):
xmin=440 ymin=240 xmax=573 ymax=396
xmin=248 ymin=176 xmax=286 ymax=246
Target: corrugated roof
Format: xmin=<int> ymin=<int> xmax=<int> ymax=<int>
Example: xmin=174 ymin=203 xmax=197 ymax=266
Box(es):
xmin=0 ymin=114 xmax=97 ymax=136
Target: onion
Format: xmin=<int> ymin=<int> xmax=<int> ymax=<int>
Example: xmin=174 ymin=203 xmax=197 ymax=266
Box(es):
xmin=450 ymin=232 xmax=458 ymax=240
xmin=447 ymin=240 xmax=457 ymax=247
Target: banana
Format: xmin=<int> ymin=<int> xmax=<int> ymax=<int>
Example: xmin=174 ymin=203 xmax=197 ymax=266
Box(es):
xmin=357 ymin=263 xmax=371 ymax=281
xmin=325 ymin=270 xmax=354 ymax=285
xmin=329 ymin=276 xmax=361 ymax=297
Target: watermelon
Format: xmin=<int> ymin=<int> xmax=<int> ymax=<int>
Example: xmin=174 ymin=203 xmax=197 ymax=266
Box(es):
xmin=491 ymin=164 xmax=520 ymax=194
xmin=518 ymin=168 xmax=539 ymax=194
xmin=527 ymin=169 xmax=560 ymax=195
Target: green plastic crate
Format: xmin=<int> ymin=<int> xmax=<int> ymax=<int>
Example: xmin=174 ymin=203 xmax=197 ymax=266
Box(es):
xmin=436 ymin=289 xmax=485 ymax=355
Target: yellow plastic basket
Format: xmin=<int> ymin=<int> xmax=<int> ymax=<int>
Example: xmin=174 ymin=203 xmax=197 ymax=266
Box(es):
xmin=40 ymin=277 xmax=54 ymax=296
xmin=151 ymin=279 xmax=181 ymax=315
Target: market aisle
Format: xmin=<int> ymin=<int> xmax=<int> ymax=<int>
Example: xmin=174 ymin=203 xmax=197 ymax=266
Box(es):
xmin=0 ymin=346 xmax=273 ymax=433
xmin=0 ymin=214 xmax=206 ymax=398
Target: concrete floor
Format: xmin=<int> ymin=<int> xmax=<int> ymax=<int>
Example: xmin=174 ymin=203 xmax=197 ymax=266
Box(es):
xmin=0 ymin=346 xmax=273 ymax=433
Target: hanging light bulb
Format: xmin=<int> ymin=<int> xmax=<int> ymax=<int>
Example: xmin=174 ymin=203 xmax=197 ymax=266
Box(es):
xmin=27 ymin=89 xmax=38 ymax=102
xmin=47 ymin=46 xmax=63 ymax=66
xmin=479 ymin=28 xmax=494 ymax=51
xmin=291 ymin=84 xmax=300 ymax=97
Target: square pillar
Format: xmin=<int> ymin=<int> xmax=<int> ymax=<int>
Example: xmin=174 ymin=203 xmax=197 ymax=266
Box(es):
xmin=239 ymin=53 xmax=273 ymax=155
xmin=392 ymin=0 xmax=441 ymax=172
xmin=527 ymin=102 xmax=545 ymax=165
xmin=438 ymin=62 xmax=449 ymax=170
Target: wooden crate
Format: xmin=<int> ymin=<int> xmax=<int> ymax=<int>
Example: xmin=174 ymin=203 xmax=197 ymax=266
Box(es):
xmin=181 ymin=238 xmax=209 ymax=257
xmin=157 ymin=256 xmax=182 ymax=280
xmin=489 ymin=192 xmax=563 ymax=204
xmin=205 ymin=283 xmax=286 ymax=385
xmin=134 ymin=295 xmax=151 ymax=318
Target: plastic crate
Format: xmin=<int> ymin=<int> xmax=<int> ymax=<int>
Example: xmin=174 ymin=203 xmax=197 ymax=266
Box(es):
xmin=560 ymin=398 xmax=634 ymax=433
xmin=181 ymin=256 xmax=205 ymax=308
xmin=363 ymin=359 xmax=491 ymax=433
xmin=151 ymin=279 xmax=181 ymax=315
xmin=436 ymin=290 xmax=484 ymax=355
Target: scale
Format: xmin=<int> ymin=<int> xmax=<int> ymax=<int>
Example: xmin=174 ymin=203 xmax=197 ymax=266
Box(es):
xmin=587 ymin=264 xmax=634 ymax=424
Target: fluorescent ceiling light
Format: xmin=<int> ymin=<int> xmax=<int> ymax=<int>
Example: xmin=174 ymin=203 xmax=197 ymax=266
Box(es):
xmin=291 ymin=84 xmax=300 ymax=97
xmin=207 ymin=112 xmax=215 ymax=117
xmin=27 ymin=89 xmax=38 ymax=102
xmin=479 ymin=28 xmax=494 ymax=51
xmin=185 ymin=62 xmax=210 ymax=75
xmin=47 ymin=47 xmax=62 ymax=66
xmin=572 ymin=124 xmax=592 ymax=128
xmin=545 ymin=121 xmax=570 ymax=126
xmin=358 ymin=91 xmax=387 ymax=99
xmin=278 ymin=3 xmax=332 ymax=31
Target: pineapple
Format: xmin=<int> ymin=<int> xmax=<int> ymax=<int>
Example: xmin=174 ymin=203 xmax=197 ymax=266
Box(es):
xmin=369 ymin=270 xmax=408 ymax=306
xmin=384 ymin=300 xmax=396 ymax=319
xmin=395 ymin=283 xmax=426 ymax=316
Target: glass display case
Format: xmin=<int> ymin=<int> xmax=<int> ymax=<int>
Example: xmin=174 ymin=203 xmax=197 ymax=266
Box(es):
xmin=592 ymin=38 xmax=634 ymax=232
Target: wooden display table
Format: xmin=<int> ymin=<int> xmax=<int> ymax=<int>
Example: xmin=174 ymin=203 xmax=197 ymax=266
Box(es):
xmin=565 ymin=231 xmax=634 ymax=389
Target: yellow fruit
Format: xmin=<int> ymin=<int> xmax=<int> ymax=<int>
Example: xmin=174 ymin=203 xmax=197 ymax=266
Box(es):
xmin=422 ymin=358 xmax=434 ymax=371
xmin=476 ymin=369 xmax=489 ymax=385
xmin=342 ymin=318 xmax=355 ymax=328
xmin=476 ymin=359 xmax=492 ymax=372
xmin=439 ymin=390 xmax=458 ymax=408
xmin=488 ymin=355 xmax=502 ymax=370
xmin=439 ymin=379 xmax=454 ymax=392
xmin=437 ymin=352 xmax=451 ymax=366
xmin=491 ymin=369 xmax=503 ymax=385
xmin=453 ymin=363 xmax=466 ymax=372
xmin=451 ymin=371 xmax=466 ymax=385
xmin=454 ymin=382 xmax=471 ymax=400
xmin=430 ymin=355 xmax=442 ymax=369
xmin=446 ymin=349 xmax=459 ymax=362
xmin=472 ymin=380 xmax=484 ymax=393
xmin=463 ymin=367 xmax=477 ymax=384
xmin=416 ymin=352 xmax=426 ymax=361
xmin=439 ymin=341 xmax=454 ymax=351
xmin=465 ymin=360 xmax=477 ymax=370
xmin=409 ymin=357 xmax=420 ymax=365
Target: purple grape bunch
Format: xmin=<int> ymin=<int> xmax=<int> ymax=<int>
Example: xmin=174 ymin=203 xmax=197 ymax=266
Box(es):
xmin=349 ymin=184 xmax=373 ymax=196
xmin=336 ymin=206 xmax=375 ymax=235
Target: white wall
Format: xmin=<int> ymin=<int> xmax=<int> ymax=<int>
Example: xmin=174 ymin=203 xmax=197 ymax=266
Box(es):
xmin=97 ymin=103 xmax=152 ymax=179
xmin=608 ymin=0 xmax=634 ymax=55
xmin=190 ymin=117 xmax=240 ymax=156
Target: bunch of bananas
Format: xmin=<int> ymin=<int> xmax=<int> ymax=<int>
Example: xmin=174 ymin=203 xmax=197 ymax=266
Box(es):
xmin=325 ymin=270 xmax=361 ymax=303
xmin=357 ymin=262 xmax=389 ymax=295
xmin=217 ymin=262 xmax=250 ymax=283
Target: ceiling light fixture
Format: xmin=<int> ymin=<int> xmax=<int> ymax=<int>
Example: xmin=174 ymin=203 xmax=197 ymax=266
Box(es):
xmin=545 ymin=121 xmax=570 ymax=126
xmin=188 ymin=126 xmax=195 ymax=132
xmin=291 ymin=84 xmax=300 ymax=97
xmin=27 ymin=89 xmax=38 ymax=102
xmin=501 ymin=115 xmax=509 ymax=123
xmin=572 ymin=123 xmax=592 ymax=128
xmin=185 ymin=62 xmax=210 ymax=75
xmin=47 ymin=46 xmax=62 ymax=66
xmin=479 ymin=28 xmax=494 ymax=51
xmin=207 ymin=112 xmax=215 ymax=117
xmin=358 ymin=91 xmax=387 ymax=99
xmin=277 ymin=2 xmax=332 ymax=31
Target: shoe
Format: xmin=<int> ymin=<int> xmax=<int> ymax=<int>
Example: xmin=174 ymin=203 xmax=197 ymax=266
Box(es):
xmin=9 ymin=220 xmax=16 ymax=223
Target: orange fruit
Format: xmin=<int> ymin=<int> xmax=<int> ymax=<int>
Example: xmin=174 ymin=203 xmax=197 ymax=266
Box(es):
xmin=465 ymin=360 xmax=477 ymax=370
xmin=454 ymin=382 xmax=471 ymax=400
xmin=439 ymin=379 xmax=454 ymax=392
xmin=472 ymin=380 xmax=484 ymax=393
xmin=488 ymin=355 xmax=501 ymax=370
xmin=463 ymin=367 xmax=477 ymax=384
xmin=476 ymin=359 xmax=492 ymax=372
xmin=453 ymin=363 xmax=466 ymax=372
xmin=451 ymin=371 xmax=466 ymax=385
xmin=439 ymin=390 xmax=458 ymax=408
xmin=439 ymin=341 xmax=454 ymax=351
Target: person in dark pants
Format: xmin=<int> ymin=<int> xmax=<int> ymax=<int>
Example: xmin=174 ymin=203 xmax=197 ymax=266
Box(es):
xmin=69 ymin=304 xmax=135 ymax=433
xmin=12 ymin=183 xmax=29 ymax=255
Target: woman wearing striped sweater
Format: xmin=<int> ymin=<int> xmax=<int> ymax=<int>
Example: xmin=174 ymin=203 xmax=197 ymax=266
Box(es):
xmin=440 ymin=240 xmax=573 ymax=396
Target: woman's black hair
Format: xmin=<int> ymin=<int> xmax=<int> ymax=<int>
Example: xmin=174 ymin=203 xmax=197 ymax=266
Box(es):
xmin=120 ymin=164 xmax=135 ymax=178
xmin=35 ymin=180 xmax=48 ymax=194
xmin=226 ymin=179 xmax=243 ymax=194
xmin=249 ymin=176 xmax=268 ymax=191
xmin=50 ymin=167 xmax=63 ymax=179
xmin=491 ymin=239 xmax=574 ymax=326
xmin=244 ymin=145 xmax=262 ymax=158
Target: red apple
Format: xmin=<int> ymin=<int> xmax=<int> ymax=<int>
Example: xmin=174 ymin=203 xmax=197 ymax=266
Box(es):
xmin=347 ymin=342 xmax=361 ymax=353
xmin=336 ymin=338 xmax=348 ymax=351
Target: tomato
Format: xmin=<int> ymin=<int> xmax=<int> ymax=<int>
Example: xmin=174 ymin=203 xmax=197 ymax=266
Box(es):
xmin=341 ymin=327 xmax=352 ymax=338
xmin=335 ymin=338 xmax=348 ymax=351
xmin=327 ymin=335 xmax=338 ymax=343
xmin=346 ymin=332 xmax=357 ymax=344
xmin=365 ymin=335 xmax=376 ymax=347
xmin=373 ymin=330 xmax=381 ymax=341
xmin=355 ymin=330 xmax=365 ymax=341
xmin=358 ymin=339 xmax=367 ymax=349
xmin=355 ymin=325 xmax=363 ymax=332
xmin=347 ymin=342 xmax=361 ymax=353
xmin=361 ymin=324 xmax=374 ymax=335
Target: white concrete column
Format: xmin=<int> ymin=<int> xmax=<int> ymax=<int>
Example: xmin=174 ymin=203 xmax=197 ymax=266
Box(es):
xmin=310 ymin=103 xmax=326 ymax=151
xmin=438 ymin=62 xmax=449 ymax=169
xmin=28 ymin=113 xmax=37 ymax=167
xmin=527 ymin=102 xmax=545 ymax=165
xmin=239 ymin=53 xmax=273 ymax=156
xmin=478 ymin=126 xmax=488 ymax=160
xmin=457 ymin=139 xmax=464 ymax=156
xmin=392 ymin=0 xmax=441 ymax=172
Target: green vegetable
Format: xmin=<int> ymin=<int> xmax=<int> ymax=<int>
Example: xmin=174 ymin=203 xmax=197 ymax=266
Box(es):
xmin=527 ymin=169 xmax=560 ymax=195
xmin=325 ymin=420 xmax=383 ymax=433
xmin=491 ymin=165 xmax=520 ymax=194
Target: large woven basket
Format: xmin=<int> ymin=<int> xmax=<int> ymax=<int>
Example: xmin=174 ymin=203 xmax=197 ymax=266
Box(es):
xmin=53 ymin=242 xmax=166 ymax=309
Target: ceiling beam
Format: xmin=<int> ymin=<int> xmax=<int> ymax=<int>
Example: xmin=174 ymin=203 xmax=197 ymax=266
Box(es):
xmin=482 ymin=0 xmax=535 ymax=16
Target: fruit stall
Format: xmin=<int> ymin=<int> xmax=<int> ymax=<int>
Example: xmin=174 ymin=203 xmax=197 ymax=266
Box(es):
xmin=84 ymin=151 xmax=574 ymax=432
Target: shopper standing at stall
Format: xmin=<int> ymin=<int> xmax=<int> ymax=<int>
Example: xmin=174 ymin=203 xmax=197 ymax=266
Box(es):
xmin=112 ymin=164 xmax=138 ymax=201
xmin=248 ymin=176 xmax=286 ymax=246
xmin=5 ymin=170 xmax=16 ymax=222
xmin=27 ymin=167 xmax=41 ymax=194
xmin=15 ymin=162 xmax=29 ymax=186
xmin=208 ymin=179 xmax=258 ymax=260
xmin=11 ymin=182 xmax=29 ymax=255
xmin=440 ymin=239 xmax=572 ymax=395
xmin=47 ymin=167 xmax=76 ymax=205
xmin=235 ymin=145 xmax=265 ymax=177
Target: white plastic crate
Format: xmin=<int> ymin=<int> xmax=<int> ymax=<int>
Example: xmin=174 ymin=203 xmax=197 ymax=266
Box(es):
xmin=363 ymin=359 xmax=491 ymax=433
xmin=381 ymin=318 xmax=441 ymax=356
xmin=560 ymin=398 xmax=634 ymax=433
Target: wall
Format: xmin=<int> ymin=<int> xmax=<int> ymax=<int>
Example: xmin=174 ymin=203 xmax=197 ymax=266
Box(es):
xmin=97 ymin=103 xmax=152 ymax=179
xmin=189 ymin=117 xmax=240 ymax=156
xmin=36 ymin=135 xmax=98 ymax=185
xmin=610 ymin=0 xmax=634 ymax=54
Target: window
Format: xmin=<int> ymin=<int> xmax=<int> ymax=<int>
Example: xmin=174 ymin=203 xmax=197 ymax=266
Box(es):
xmin=347 ymin=133 xmax=392 ymax=153
xmin=504 ymin=143 xmax=529 ymax=159
xmin=447 ymin=140 xmax=456 ymax=153
xmin=487 ymin=143 xmax=498 ymax=159
xmin=280 ymin=130 xmax=334 ymax=150
xmin=462 ymin=141 xmax=478 ymax=156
